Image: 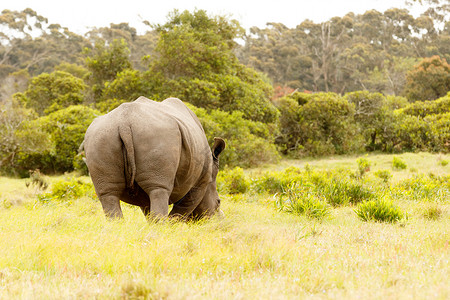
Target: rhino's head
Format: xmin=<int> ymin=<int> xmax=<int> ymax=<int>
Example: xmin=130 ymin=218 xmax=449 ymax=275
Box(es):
xmin=191 ymin=137 xmax=226 ymax=219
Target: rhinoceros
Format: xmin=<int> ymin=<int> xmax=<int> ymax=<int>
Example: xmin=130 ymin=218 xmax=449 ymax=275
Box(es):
xmin=82 ymin=96 xmax=225 ymax=220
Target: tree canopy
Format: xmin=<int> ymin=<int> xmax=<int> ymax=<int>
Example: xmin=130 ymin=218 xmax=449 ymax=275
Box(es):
xmin=0 ymin=5 xmax=449 ymax=175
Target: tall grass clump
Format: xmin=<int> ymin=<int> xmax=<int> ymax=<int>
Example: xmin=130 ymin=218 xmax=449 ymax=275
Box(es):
xmin=394 ymin=174 xmax=450 ymax=201
xmin=277 ymin=183 xmax=331 ymax=220
xmin=315 ymin=174 xmax=376 ymax=206
xmin=252 ymin=167 xmax=377 ymax=207
xmin=374 ymin=169 xmax=392 ymax=183
xmin=356 ymin=157 xmax=371 ymax=178
xmin=355 ymin=199 xmax=405 ymax=223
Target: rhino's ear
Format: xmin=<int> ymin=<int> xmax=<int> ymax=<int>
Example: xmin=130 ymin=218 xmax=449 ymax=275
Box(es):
xmin=212 ymin=137 xmax=225 ymax=160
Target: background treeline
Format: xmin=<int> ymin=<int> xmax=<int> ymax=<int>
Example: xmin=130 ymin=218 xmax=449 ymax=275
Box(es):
xmin=0 ymin=4 xmax=449 ymax=176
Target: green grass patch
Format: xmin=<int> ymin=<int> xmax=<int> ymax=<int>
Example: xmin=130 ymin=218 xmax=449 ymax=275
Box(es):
xmin=355 ymin=199 xmax=406 ymax=223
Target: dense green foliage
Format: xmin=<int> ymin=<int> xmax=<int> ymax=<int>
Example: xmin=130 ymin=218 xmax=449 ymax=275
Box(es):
xmin=146 ymin=10 xmax=278 ymax=123
xmin=188 ymin=104 xmax=280 ymax=168
xmin=12 ymin=105 xmax=100 ymax=175
xmin=14 ymin=71 xmax=87 ymax=115
xmin=0 ymin=7 xmax=449 ymax=175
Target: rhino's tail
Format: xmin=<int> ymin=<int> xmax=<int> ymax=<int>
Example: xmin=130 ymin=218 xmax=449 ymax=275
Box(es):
xmin=119 ymin=124 xmax=136 ymax=191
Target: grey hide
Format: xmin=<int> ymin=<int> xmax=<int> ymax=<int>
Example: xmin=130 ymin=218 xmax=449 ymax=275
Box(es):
xmin=82 ymin=96 xmax=225 ymax=220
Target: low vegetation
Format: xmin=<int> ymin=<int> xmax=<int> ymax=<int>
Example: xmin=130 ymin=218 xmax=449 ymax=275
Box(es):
xmin=0 ymin=153 xmax=448 ymax=299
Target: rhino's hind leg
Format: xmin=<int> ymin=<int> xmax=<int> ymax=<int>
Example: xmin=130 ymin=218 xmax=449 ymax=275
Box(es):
xmin=99 ymin=194 xmax=123 ymax=219
xmin=144 ymin=188 xmax=170 ymax=220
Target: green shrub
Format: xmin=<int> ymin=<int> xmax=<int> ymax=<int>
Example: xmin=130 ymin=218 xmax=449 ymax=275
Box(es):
xmin=38 ymin=177 xmax=95 ymax=204
xmin=439 ymin=159 xmax=449 ymax=166
xmin=252 ymin=167 xmax=304 ymax=194
xmin=401 ymin=93 xmax=450 ymax=118
xmin=189 ymin=104 xmax=279 ymax=168
xmin=392 ymin=156 xmax=407 ymax=170
xmin=217 ymin=167 xmax=250 ymax=194
xmin=355 ymin=199 xmax=405 ymax=223
xmin=22 ymin=105 xmax=100 ymax=173
xmin=356 ymin=157 xmax=371 ymax=177
xmin=0 ymin=100 xmax=52 ymax=176
xmin=374 ymin=169 xmax=393 ymax=183
xmin=274 ymin=92 xmax=363 ymax=157
xmin=277 ymin=183 xmax=331 ymax=220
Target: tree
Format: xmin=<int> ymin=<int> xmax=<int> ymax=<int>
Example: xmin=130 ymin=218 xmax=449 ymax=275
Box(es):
xmin=14 ymin=70 xmax=87 ymax=115
xmin=102 ymin=69 xmax=151 ymax=104
xmin=345 ymin=91 xmax=390 ymax=150
xmin=403 ymin=55 xmax=450 ymax=101
xmin=84 ymin=38 xmax=132 ymax=102
xmin=0 ymin=9 xmax=89 ymax=79
xmin=146 ymin=10 xmax=278 ymax=123
xmin=0 ymin=99 xmax=51 ymax=175
xmin=86 ymin=23 xmax=158 ymax=70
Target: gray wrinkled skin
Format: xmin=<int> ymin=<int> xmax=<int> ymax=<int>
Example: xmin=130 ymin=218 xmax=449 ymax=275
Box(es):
xmin=82 ymin=97 xmax=225 ymax=220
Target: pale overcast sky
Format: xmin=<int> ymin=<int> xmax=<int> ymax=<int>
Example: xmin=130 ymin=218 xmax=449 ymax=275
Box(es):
xmin=4 ymin=0 xmax=423 ymax=34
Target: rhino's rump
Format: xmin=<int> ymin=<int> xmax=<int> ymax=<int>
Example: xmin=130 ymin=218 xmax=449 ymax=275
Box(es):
xmin=84 ymin=97 xmax=212 ymax=206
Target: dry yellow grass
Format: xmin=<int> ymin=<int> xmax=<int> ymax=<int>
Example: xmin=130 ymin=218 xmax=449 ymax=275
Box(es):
xmin=0 ymin=153 xmax=449 ymax=299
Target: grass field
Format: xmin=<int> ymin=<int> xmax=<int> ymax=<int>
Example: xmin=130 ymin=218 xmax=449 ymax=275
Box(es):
xmin=0 ymin=152 xmax=449 ymax=299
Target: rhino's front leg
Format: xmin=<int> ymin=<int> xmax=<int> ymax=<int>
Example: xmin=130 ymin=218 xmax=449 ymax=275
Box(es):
xmin=140 ymin=205 xmax=151 ymax=218
xmin=99 ymin=194 xmax=123 ymax=219
xmin=169 ymin=187 xmax=205 ymax=220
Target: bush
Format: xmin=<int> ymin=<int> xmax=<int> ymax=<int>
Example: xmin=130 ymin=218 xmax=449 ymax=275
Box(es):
xmin=401 ymin=93 xmax=450 ymax=117
xmin=22 ymin=105 xmax=100 ymax=173
xmin=217 ymin=167 xmax=250 ymax=194
xmin=189 ymin=104 xmax=280 ymax=168
xmin=0 ymin=100 xmax=52 ymax=176
xmin=274 ymin=92 xmax=363 ymax=157
xmin=355 ymin=199 xmax=405 ymax=223
xmin=392 ymin=156 xmax=407 ymax=170
xmin=392 ymin=95 xmax=450 ymax=153
xmin=38 ymin=177 xmax=95 ymax=204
